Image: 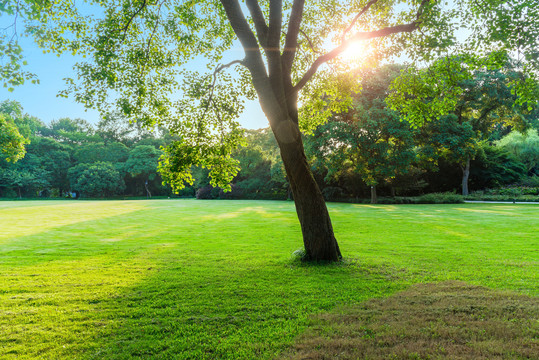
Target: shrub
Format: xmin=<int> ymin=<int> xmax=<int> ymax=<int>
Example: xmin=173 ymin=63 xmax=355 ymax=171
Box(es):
xmin=465 ymin=193 xmax=539 ymax=202
xmin=417 ymin=192 xmax=464 ymax=204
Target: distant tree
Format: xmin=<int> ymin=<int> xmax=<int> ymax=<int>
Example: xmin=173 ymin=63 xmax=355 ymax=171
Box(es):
xmin=0 ymin=100 xmax=42 ymax=162
xmin=0 ymin=153 xmax=50 ymax=198
xmin=67 ymin=163 xmax=90 ymax=191
xmin=308 ymin=66 xmax=416 ymax=203
xmin=233 ymin=129 xmax=288 ymax=199
xmin=470 ymin=142 xmax=526 ymax=189
xmin=417 ymin=114 xmax=478 ymax=195
xmin=25 ymin=137 xmax=73 ymax=195
xmin=96 ymin=112 xmax=135 ymax=145
xmin=125 ymin=145 xmax=163 ymax=197
xmin=74 ymin=162 xmax=125 ymax=198
xmin=42 ymin=118 xmax=99 ymax=144
xmin=389 ymin=58 xmax=534 ymax=195
xmin=74 ymin=142 xmax=129 ymax=165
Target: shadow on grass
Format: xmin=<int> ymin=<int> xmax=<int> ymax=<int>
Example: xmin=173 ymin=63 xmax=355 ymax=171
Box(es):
xmin=284 ymin=281 xmax=539 ymax=360
xmin=78 ymin=253 xmax=406 ymax=359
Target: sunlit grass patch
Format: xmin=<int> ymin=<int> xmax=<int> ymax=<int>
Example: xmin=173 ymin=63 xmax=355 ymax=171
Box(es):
xmin=285 ymin=281 xmax=539 ymax=359
xmin=0 ymin=201 xmax=144 ymax=242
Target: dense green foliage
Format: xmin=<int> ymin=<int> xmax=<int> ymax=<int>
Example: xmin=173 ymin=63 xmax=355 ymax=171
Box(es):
xmin=304 ymin=65 xmax=537 ymax=202
xmin=1 ymin=200 xmax=537 ymax=358
xmin=497 ymin=129 xmax=539 ymax=176
xmin=1 ymin=94 xmax=536 ymax=201
xmin=0 ymin=115 xmax=27 ymax=162
xmin=73 ymin=162 xmax=126 ymax=197
xmin=389 ymin=57 xmax=535 ymax=194
xmin=0 ymin=101 xmax=170 ymax=198
xmin=307 ymin=66 xmax=416 ymax=203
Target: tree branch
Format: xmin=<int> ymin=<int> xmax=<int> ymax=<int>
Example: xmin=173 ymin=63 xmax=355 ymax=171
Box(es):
xmin=220 ymin=0 xmax=292 ymax=126
xmin=245 ymin=0 xmax=269 ymax=47
xmin=200 ymin=60 xmax=245 ymax=125
xmin=282 ymin=0 xmax=306 ymax=72
xmin=141 ymin=1 xmax=164 ymax=75
xmin=299 ymin=28 xmax=321 ymax=54
xmin=266 ymin=0 xmax=286 ymax=105
xmin=121 ymin=0 xmax=148 ymax=42
xmin=219 ymin=0 xmax=265 ymax=74
xmin=267 ymin=0 xmax=283 ymax=51
xmin=341 ymin=0 xmax=379 ymax=43
xmin=295 ymin=23 xmax=419 ymax=92
xmin=293 ymin=0 xmax=432 ymax=92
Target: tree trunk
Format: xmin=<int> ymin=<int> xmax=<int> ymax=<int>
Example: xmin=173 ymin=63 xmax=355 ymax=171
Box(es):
xmin=370 ymin=186 xmax=377 ymax=204
xmin=145 ymin=180 xmax=151 ymax=198
xmin=274 ymin=123 xmax=341 ymax=261
xmin=461 ymin=158 xmax=470 ymax=196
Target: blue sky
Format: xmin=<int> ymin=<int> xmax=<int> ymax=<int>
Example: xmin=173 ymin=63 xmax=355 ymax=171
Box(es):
xmin=0 ymin=37 xmax=269 ymax=130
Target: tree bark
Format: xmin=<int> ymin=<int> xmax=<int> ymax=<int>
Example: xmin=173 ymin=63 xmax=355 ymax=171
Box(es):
xmin=370 ymin=185 xmax=377 ymax=204
xmin=461 ymin=158 xmax=470 ymax=196
xmin=273 ymin=121 xmax=341 ymax=261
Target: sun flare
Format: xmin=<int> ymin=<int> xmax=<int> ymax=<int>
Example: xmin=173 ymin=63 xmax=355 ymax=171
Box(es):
xmin=342 ymin=40 xmax=368 ymax=63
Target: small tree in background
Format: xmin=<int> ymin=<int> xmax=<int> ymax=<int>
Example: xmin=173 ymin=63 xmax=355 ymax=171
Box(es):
xmin=125 ymin=145 xmax=163 ymax=197
xmin=389 ymin=57 xmax=535 ymax=195
xmin=74 ymin=162 xmax=125 ymax=198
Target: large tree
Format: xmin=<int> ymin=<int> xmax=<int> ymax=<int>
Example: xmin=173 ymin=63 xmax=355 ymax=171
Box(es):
xmin=307 ymin=65 xmax=416 ymax=204
xmin=390 ymin=58 xmax=535 ymax=195
xmin=1 ymin=0 xmax=538 ymax=260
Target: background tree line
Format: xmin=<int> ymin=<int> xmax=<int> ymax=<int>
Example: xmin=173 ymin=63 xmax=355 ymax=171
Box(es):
xmin=196 ymin=63 xmax=538 ymax=203
xmin=1 ymin=63 xmax=538 ymax=202
xmin=0 ymin=101 xmax=171 ymax=198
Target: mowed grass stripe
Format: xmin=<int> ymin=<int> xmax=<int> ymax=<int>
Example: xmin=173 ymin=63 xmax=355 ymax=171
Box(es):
xmin=0 ymin=200 xmax=537 ymax=359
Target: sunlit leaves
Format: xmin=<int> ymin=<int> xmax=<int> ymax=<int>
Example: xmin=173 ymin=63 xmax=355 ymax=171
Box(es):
xmin=299 ymin=69 xmax=358 ymax=134
xmin=387 ymin=56 xmax=473 ymax=127
xmin=0 ymin=115 xmax=29 ymax=162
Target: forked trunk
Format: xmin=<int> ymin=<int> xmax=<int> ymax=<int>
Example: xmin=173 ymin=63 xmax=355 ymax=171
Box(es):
xmin=274 ymin=122 xmax=341 ymax=261
xmin=461 ymin=158 xmax=470 ymax=196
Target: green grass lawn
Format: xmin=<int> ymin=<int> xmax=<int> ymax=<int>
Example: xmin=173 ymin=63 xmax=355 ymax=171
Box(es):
xmin=0 ymin=200 xmax=537 ymax=359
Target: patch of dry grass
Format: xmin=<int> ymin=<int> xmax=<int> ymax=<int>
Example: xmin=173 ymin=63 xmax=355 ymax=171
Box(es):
xmin=285 ymin=281 xmax=539 ymax=360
